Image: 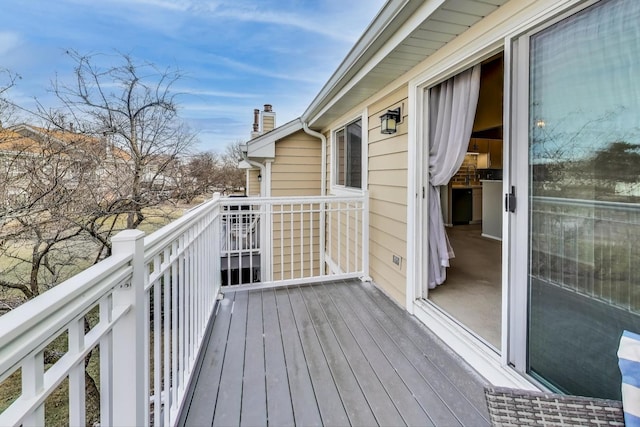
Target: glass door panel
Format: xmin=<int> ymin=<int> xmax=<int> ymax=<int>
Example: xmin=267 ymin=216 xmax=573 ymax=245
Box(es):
xmin=527 ymin=0 xmax=640 ymax=399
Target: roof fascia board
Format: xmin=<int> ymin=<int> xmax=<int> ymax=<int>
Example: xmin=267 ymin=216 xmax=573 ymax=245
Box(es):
xmin=303 ymin=0 xmax=447 ymax=127
xmin=246 ymin=118 xmax=303 ymax=159
xmin=301 ymin=0 xmax=411 ymax=123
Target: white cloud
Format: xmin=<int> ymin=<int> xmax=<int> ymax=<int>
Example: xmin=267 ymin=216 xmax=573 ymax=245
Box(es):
xmin=180 ymin=102 xmax=250 ymax=115
xmin=203 ymin=54 xmax=322 ymax=84
xmin=207 ymin=7 xmax=356 ymax=43
xmin=77 ymin=0 xmax=191 ymax=12
xmin=177 ymin=88 xmax=257 ymax=99
xmin=0 ymin=32 xmax=21 ymax=56
xmin=5 ymin=0 xmax=386 ymax=153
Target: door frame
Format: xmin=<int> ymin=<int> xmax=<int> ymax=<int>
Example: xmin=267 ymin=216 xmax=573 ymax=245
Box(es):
xmin=507 ymin=0 xmax=604 ymax=373
xmin=406 ymin=0 xmax=600 ymax=386
xmin=406 ymin=49 xmax=537 ymax=386
xmin=406 ymin=45 xmax=522 ymax=388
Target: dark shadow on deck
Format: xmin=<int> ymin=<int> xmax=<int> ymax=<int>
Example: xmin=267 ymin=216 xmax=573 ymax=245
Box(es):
xmin=178 ymin=279 xmax=490 ymax=426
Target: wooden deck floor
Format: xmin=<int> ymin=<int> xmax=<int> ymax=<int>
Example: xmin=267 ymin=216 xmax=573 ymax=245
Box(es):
xmin=178 ymin=279 xmax=490 ymax=426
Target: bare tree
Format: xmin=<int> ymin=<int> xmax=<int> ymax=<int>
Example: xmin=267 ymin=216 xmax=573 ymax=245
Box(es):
xmin=178 ymin=151 xmax=219 ymax=202
xmin=219 ymin=141 xmax=246 ymax=194
xmin=173 ymin=142 xmax=245 ymax=201
xmin=222 ymin=140 xmax=244 ymax=165
xmin=0 ymin=55 xmax=198 ymax=424
xmin=45 ymin=50 xmax=196 ymax=229
xmin=0 ymin=68 xmax=20 ymax=127
xmin=0 ymin=128 xmax=92 ymax=303
xmin=1 ymin=53 xmax=197 ymax=300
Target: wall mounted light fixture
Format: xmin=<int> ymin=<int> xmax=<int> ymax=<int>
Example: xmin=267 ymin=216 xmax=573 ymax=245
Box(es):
xmin=257 ymin=174 xmax=262 ymax=182
xmin=380 ymin=107 xmax=401 ymax=134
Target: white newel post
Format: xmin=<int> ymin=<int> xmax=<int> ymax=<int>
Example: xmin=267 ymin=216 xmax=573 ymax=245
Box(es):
xmin=362 ymin=191 xmax=370 ymax=278
xmin=260 ymin=202 xmax=271 ymax=282
xmin=111 ymin=229 xmax=146 ymax=427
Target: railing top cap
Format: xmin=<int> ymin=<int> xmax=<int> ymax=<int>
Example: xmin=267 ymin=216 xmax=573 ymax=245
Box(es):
xmin=112 ymin=229 xmax=146 ymax=242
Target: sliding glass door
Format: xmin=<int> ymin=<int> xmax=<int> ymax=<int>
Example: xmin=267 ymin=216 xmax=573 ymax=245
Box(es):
xmin=524 ymin=0 xmax=640 ymax=399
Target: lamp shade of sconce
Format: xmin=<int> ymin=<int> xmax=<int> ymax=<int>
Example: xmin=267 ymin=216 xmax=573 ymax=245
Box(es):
xmin=257 ymin=174 xmax=262 ymax=182
xmin=380 ymin=107 xmax=401 ymax=134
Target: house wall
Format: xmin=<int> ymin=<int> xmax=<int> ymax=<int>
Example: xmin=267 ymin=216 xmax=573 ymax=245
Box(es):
xmin=319 ymin=0 xmax=578 ymax=307
xmin=322 ymin=91 xmax=408 ymax=303
xmin=270 ymin=131 xmax=322 ymax=197
xmin=269 ymin=131 xmax=322 ymax=278
xmin=247 ymin=169 xmax=261 ymax=196
xmin=271 ymin=207 xmax=321 ymax=280
xmin=326 ymin=206 xmax=364 ymax=275
xmin=366 ymin=86 xmax=409 ymax=305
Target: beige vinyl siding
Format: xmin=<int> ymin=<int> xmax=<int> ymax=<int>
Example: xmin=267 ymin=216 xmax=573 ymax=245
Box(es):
xmin=271 ymin=207 xmax=321 ymax=280
xmin=367 ymin=86 xmax=409 ymax=305
xmin=262 ymin=114 xmax=275 ymax=133
xmin=269 ymin=131 xmax=322 ymax=279
xmin=247 ymin=169 xmax=261 ymax=196
xmin=271 ymin=131 xmax=321 ymax=197
xmin=326 ymin=206 xmax=363 ymax=274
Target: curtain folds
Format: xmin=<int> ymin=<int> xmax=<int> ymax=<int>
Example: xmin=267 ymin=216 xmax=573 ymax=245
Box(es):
xmin=426 ymin=65 xmax=481 ymax=291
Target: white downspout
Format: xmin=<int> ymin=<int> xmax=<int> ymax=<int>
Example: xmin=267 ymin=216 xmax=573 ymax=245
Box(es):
xmin=302 ymin=122 xmax=326 ymax=197
xmin=241 ymin=150 xmax=266 ymax=196
xmin=302 ymin=122 xmax=327 ymax=275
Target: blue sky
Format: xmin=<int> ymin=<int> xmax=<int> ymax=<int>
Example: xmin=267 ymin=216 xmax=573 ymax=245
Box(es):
xmin=1 ymin=0 xmax=385 ymax=153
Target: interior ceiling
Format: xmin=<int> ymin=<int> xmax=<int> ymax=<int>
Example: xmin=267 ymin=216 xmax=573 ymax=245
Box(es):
xmin=309 ymin=0 xmax=509 ymax=129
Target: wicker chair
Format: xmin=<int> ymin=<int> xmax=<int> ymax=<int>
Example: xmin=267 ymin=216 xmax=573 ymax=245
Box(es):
xmin=484 ymin=386 xmax=625 ymax=426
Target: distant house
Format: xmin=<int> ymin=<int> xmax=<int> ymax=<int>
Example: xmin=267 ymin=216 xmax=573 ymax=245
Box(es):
xmin=0 ymin=123 xmax=190 ymax=205
xmin=0 ymin=124 xmax=131 ymax=207
xmin=243 ymin=0 xmax=640 ymax=401
xmin=241 ymin=105 xmax=322 ymax=198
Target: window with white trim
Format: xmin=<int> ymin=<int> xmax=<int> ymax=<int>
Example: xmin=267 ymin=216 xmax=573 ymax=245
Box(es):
xmin=334 ymin=119 xmax=362 ymax=189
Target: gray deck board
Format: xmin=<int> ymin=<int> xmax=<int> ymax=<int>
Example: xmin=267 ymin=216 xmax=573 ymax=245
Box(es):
xmin=329 ymin=281 xmax=465 ymax=425
xmin=299 ymin=285 xmax=378 ymax=426
xmin=213 ymin=290 xmax=248 ymax=427
xmin=274 ymin=289 xmax=323 ymax=426
xmin=309 ymin=284 xmax=406 ymax=426
xmin=262 ymin=289 xmax=295 ymax=426
xmin=180 ymin=292 xmax=235 ymax=427
xmin=346 ymin=281 xmax=490 ymax=425
xmin=179 ymin=279 xmax=490 ymax=427
xmin=286 ymin=287 xmax=351 ymax=426
xmin=321 ymin=281 xmax=437 ymax=426
xmin=240 ymin=290 xmax=267 ymax=427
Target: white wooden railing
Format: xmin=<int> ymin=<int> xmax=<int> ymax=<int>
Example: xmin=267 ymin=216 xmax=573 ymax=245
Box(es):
xmin=220 ymin=194 xmax=368 ymax=287
xmin=0 ymin=195 xmax=221 ymax=427
xmin=0 ymin=193 xmax=368 ymax=426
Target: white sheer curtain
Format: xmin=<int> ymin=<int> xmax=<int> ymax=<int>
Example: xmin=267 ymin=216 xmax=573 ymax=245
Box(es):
xmin=426 ymin=65 xmax=481 ymax=291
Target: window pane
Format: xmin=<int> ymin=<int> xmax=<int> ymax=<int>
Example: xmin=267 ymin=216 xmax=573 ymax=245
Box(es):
xmin=346 ymin=120 xmax=362 ymax=188
xmin=336 ymin=129 xmax=345 ymax=186
xmin=528 ymin=0 xmax=640 ymax=399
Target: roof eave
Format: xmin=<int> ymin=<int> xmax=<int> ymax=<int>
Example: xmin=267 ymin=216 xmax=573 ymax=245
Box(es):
xmin=246 ymin=118 xmax=303 ymax=159
xmin=301 ymin=0 xmax=411 ymax=126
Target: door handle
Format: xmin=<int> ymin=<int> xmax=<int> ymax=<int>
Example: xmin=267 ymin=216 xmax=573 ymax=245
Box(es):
xmin=505 ymin=186 xmax=516 ymax=213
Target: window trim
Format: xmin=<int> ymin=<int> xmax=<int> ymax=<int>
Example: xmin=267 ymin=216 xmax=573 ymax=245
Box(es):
xmin=331 ymin=111 xmax=367 ymax=195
